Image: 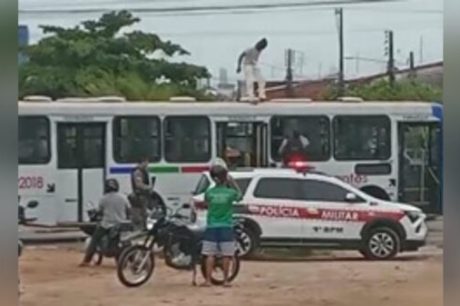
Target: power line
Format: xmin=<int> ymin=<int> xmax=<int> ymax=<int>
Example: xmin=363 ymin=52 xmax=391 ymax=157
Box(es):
xmin=344 ymin=56 xmax=406 ymax=66
xmin=156 ymin=25 xmax=441 ymax=38
xmin=343 ymin=7 xmax=443 ymax=14
xmin=19 ymin=0 xmax=442 ymax=16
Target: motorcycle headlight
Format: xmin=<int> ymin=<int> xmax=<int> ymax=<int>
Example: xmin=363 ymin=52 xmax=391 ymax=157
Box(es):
xmin=146 ymin=220 xmax=155 ymax=230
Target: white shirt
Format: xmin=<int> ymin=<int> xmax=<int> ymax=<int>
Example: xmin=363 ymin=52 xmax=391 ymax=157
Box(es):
xmin=243 ymin=47 xmax=261 ymax=66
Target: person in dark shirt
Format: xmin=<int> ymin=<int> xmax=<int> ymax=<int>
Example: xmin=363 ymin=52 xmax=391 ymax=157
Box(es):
xmin=278 ymin=130 xmax=310 ymax=166
xmin=129 ymin=156 xmax=151 ymax=230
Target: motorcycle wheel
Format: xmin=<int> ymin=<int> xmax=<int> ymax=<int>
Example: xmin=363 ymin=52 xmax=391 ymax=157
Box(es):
xmin=116 ymin=243 xmax=133 ymax=265
xmin=200 ymin=254 xmax=240 ymax=285
xmin=117 ymin=245 xmax=155 ymax=288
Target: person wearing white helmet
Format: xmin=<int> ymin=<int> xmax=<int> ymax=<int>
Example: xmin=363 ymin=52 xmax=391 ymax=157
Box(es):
xmin=212 ymin=157 xmax=228 ymax=170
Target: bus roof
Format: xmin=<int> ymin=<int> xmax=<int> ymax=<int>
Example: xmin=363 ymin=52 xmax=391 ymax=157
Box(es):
xmin=18 ymin=100 xmax=441 ymax=117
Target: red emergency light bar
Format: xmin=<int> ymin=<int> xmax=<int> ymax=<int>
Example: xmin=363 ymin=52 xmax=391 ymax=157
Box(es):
xmin=284 ymin=152 xmax=315 ymax=173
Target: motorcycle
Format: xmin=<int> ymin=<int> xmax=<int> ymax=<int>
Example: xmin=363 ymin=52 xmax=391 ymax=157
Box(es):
xmin=116 ymin=204 xmax=242 ymax=287
xmin=80 ymin=201 xmax=135 ymax=266
xmin=18 ymin=199 xmax=39 ymax=257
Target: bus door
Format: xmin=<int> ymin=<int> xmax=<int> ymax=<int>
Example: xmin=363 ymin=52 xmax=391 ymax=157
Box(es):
xmin=398 ymin=122 xmax=441 ymax=213
xmin=56 ymin=122 xmax=106 ymax=222
xmin=216 ymin=121 xmax=268 ymax=168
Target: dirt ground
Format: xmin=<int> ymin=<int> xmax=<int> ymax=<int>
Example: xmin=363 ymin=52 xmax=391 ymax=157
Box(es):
xmin=19 ymin=245 xmax=442 ymax=306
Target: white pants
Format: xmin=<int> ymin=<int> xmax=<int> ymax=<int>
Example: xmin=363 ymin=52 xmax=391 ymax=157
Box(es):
xmin=243 ymin=65 xmax=266 ymax=99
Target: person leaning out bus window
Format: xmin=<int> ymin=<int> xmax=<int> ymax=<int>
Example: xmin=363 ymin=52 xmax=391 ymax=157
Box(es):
xmin=278 ymin=130 xmax=310 ymax=163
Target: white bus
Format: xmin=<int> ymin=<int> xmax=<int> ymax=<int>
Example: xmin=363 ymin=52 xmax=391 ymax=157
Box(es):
xmin=18 ymin=98 xmax=442 ymax=225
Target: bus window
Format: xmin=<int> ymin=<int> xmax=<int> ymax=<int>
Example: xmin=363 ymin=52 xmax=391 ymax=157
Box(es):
xmin=164 ymin=116 xmax=211 ymax=163
xmin=333 ymin=115 xmax=391 ymax=161
xmin=113 ymin=116 xmax=161 ymax=163
xmin=270 ymin=116 xmax=330 ymax=161
xmin=19 ymin=116 xmax=51 ymax=164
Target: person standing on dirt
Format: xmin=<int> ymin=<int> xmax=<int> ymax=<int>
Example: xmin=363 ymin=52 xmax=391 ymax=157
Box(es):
xmin=201 ymin=164 xmax=242 ymax=287
xmin=236 ymin=38 xmax=268 ymax=101
xmin=129 ymin=156 xmax=151 ymax=230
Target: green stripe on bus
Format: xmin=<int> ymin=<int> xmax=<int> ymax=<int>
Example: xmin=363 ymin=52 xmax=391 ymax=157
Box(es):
xmin=110 ymin=165 xmax=208 ymax=174
xmin=148 ymin=166 xmax=180 ymax=173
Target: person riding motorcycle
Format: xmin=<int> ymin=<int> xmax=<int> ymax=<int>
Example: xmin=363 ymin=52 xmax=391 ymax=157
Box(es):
xmin=79 ymin=178 xmax=131 ymax=267
xmin=201 ymin=163 xmax=242 ymax=287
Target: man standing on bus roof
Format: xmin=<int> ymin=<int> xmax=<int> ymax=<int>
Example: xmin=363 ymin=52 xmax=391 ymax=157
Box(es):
xmin=236 ymin=38 xmax=268 ymax=101
xmin=129 ymin=156 xmax=151 ymax=230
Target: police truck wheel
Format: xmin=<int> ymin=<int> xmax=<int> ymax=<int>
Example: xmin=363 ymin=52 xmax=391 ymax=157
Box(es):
xmin=362 ymin=227 xmax=400 ymax=260
xmin=237 ymin=227 xmax=259 ymax=258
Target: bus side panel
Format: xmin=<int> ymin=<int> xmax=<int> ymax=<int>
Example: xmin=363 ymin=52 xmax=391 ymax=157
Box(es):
xmin=106 ymin=163 xmax=206 ymax=210
xmin=18 ymin=119 xmax=58 ymax=225
xmin=311 ymin=160 xmax=398 ymax=200
xmin=19 ymin=167 xmax=58 ymax=225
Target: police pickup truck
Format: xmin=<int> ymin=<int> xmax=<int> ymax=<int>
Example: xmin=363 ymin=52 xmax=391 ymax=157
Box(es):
xmin=191 ymin=168 xmax=427 ymax=260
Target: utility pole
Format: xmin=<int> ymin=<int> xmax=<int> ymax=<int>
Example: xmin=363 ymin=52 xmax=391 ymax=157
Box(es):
xmin=298 ymin=51 xmax=305 ymax=76
xmin=409 ymin=51 xmax=415 ymax=80
xmin=286 ymin=48 xmax=294 ymax=97
xmin=419 ymin=36 xmax=424 ymax=64
xmin=385 ymin=30 xmax=395 ymax=86
xmin=335 ymin=8 xmax=344 ymax=97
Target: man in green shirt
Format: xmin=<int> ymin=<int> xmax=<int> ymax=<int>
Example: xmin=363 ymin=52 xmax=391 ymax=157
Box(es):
xmin=201 ymin=165 xmax=242 ymax=287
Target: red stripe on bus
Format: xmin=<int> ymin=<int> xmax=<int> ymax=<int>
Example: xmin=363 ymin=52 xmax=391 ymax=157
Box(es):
xmin=182 ymin=166 xmax=210 ymax=173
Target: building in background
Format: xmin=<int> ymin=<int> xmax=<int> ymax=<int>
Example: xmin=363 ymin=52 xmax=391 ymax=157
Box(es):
xmin=263 ymin=61 xmax=443 ymax=100
xmin=18 ymin=25 xmax=29 ymax=64
xmin=217 ymin=68 xmax=236 ymax=100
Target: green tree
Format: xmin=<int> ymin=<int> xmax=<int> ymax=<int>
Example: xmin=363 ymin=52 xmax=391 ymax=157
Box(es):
xmin=321 ymin=79 xmax=442 ymax=102
xmin=19 ymin=10 xmax=211 ymax=100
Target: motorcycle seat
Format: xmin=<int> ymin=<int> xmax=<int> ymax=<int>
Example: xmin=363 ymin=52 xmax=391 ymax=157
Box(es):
xmin=118 ymin=222 xmax=134 ymax=232
xmin=187 ymin=224 xmax=205 ymax=240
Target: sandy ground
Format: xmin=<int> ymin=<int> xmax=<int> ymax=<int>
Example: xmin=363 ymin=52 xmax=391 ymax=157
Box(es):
xmin=18 ymin=245 xmax=442 ymax=306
